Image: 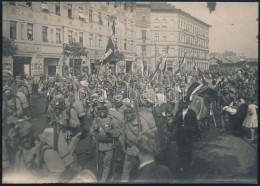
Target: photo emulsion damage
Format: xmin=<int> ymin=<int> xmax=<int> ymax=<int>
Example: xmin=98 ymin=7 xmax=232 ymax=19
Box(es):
xmin=2 ymin=1 xmax=258 ymax=184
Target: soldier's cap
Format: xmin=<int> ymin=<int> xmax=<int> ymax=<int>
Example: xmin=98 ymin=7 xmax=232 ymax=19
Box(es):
xmin=155 ymin=89 xmax=164 ymax=94
xmin=124 ymin=106 xmax=135 ymax=113
xmin=3 ymin=87 xmax=12 ymax=93
xmin=17 ymin=121 xmax=34 ymax=138
xmin=55 ymin=94 xmax=65 ymax=104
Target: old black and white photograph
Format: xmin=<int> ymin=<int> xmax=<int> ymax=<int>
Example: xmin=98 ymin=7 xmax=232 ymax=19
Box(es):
xmin=2 ymin=1 xmax=258 ymax=184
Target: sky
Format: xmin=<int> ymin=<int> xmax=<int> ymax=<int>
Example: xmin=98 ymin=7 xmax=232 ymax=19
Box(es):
xmin=168 ymin=2 xmax=259 ymax=58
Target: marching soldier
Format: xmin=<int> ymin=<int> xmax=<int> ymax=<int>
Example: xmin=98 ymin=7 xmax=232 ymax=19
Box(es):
xmin=90 ymin=103 xmax=122 ymax=182
xmin=121 ymin=105 xmax=140 ymax=182
xmin=16 ymin=80 xmax=31 ymax=120
xmin=13 ymin=121 xmax=66 ymax=183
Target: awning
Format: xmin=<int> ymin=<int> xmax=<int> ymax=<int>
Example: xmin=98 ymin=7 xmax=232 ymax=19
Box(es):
xmin=42 ymin=3 xmax=49 ymax=10
xmin=79 ymin=13 xmax=86 ymax=19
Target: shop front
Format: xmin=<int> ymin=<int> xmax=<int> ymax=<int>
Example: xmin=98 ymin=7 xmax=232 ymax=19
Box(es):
xmin=44 ymin=58 xmax=60 ymax=77
xmin=13 ymin=56 xmax=32 ymax=78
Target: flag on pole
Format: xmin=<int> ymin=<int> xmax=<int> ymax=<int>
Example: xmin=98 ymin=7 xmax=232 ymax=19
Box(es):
xmin=174 ymin=53 xmax=186 ymax=76
xmin=149 ymin=57 xmax=163 ymax=82
xmin=162 ymin=47 xmax=169 ymax=74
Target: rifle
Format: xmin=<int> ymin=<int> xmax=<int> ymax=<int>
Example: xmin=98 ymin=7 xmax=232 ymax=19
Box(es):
xmin=95 ymin=125 xmax=99 ymax=172
xmin=52 ymin=107 xmax=59 ymax=152
xmin=134 ymin=96 xmax=142 ymax=135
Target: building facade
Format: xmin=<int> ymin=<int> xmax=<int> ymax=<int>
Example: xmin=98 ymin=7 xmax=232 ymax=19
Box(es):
xmin=135 ymin=2 xmax=211 ymax=72
xmin=2 ymin=2 xmax=136 ymax=77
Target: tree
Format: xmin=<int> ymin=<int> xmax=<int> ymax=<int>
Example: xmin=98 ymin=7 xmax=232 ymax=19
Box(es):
xmin=64 ymin=40 xmax=88 ymax=76
xmin=2 ymin=36 xmax=18 ymax=57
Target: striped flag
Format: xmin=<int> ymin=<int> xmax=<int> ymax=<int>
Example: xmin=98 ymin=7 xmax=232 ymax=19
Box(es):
xmin=174 ymin=54 xmax=186 ymax=76
xmin=162 ymin=47 xmax=169 ymax=74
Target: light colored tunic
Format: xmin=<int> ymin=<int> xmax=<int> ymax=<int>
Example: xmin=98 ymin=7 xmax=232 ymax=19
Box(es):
xmin=243 ymin=104 xmax=258 ymax=128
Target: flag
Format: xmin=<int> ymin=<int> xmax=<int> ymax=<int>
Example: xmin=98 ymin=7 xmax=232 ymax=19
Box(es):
xmin=99 ymin=36 xmax=115 ymax=65
xmin=149 ymin=60 xmax=162 ymax=82
xmin=162 ymin=47 xmax=169 ymax=74
xmin=174 ymin=54 xmax=186 ymax=76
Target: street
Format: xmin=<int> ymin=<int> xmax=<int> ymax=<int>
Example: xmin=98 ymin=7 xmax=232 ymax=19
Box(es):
xmin=8 ymin=95 xmax=254 ymax=184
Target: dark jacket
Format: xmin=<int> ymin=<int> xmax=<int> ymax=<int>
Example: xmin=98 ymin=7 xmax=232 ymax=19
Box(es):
xmin=131 ymin=161 xmax=173 ymax=183
xmin=173 ymin=108 xmax=198 ymax=142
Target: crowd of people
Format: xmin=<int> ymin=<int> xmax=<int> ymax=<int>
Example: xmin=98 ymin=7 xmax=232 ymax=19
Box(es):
xmin=2 ymin=64 xmax=258 ymax=183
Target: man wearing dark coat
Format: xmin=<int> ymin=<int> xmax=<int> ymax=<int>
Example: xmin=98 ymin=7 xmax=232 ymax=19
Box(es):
xmin=173 ymin=98 xmax=198 ymax=172
xmin=130 ymin=132 xmax=173 ymax=183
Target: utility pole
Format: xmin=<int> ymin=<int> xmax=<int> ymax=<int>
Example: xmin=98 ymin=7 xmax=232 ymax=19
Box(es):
xmin=154 ymin=44 xmax=157 ymax=69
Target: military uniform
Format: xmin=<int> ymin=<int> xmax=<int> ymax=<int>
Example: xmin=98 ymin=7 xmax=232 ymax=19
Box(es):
xmin=90 ymin=106 xmax=122 ymax=182
xmin=13 ymin=121 xmax=66 ymax=183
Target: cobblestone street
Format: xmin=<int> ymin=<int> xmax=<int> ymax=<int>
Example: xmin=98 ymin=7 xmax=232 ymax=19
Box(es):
xmin=6 ymin=95 xmax=254 ymax=184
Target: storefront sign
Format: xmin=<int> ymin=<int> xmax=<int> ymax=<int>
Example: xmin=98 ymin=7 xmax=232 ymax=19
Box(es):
xmin=124 ymin=55 xmax=135 ymax=61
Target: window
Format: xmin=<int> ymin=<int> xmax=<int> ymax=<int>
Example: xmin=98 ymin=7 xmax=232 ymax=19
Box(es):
xmin=124 ymin=19 xmax=127 ymax=29
xmin=26 ymin=2 xmax=32 ymax=8
xmin=162 ymin=19 xmax=166 ymax=28
xmin=155 ymin=33 xmax=159 ymax=41
xmin=107 ymin=15 xmax=110 ymax=26
xmin=68 ymin=4 xmax=72 ymax=19
xmin=142 ymin=45 xmax=146 ymax=54
xmin=98 ymin=12 xmax=102 ymax=25
xmin=56 ymin=28 xmax=61 ymax=44
xmin=42 ymin=26 xmax=48 ymax=42
xmin=142 ymin=30 xmax=146 ymax=39
xmin=124 ymin=40 xmax=127 ymax=50
xmin=20 ymin=24 xmax=25 ymax=40
xmin=155 ymin=47 xmax=159 ymax=57
xmin=184 ymin=36 xmax=186 ymax=43
xmin=79 ymin=32 xmax=83 ymax=46
xmin=10 ymin=21 xmax=17 ymax=40
xmin=89 ymin=34 xmax=93 ymax=47
xmin=42 ymin=2 xmax=49 ymax=12
xmin=68 ymin=30 xmax=73 ymax=42
xmin=79 ymin=7 xmax=85 ymax=21
xmin=106 ymin=2 xmax=109 ymax=6
xmin=163 ymin=33 xmax=167 ymax=41
xmin=154 ymin=19 xmax=159 ymax=27
xmin=98 ymin=35 xmax=102 ymax=48
xmin=130 ymin=40 xmax=133 ymax=51
xmin=89 ymin=10 xmax=93 ymax=22
xmin=55 ymin=2 xmax=60 ymax=15
xmin=27 ymin=23 xmax=33 ymax=41
xmin=130 ymin=21 xmax=133 ymax=30
xmin=142 ymin=15 xmax=146 ymax=24
xmin=9 ymin=2 xmax=16 ymax=6
xmin=79 ymin=7 xmax=83 ymax=13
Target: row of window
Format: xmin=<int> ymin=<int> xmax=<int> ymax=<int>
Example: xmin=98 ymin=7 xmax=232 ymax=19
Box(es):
xmin=179 ymin=34 xmax=208 ymax=48
xmin=165 ymin=61 xmax=208 ymax=72
xmin=178 ymin=20 xmax=208 ymax=38
xmin=153 ymin=33 xmax=168 ymax=42
xmin=9 ymin=21 xmax=134 ymax=50
xmin=154 ymin=18 xmax=170 ymax=28
xmin=179 ymin=47 xmax=207 ymax=59
xmin=9 ymin=2 xmax=134 ymax=29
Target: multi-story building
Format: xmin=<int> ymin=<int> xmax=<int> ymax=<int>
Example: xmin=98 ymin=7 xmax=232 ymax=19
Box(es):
xmin=135 ymin=2 xmax=211 ymax=72
xmin=2 ymin=2 xmax=136 ymax=77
